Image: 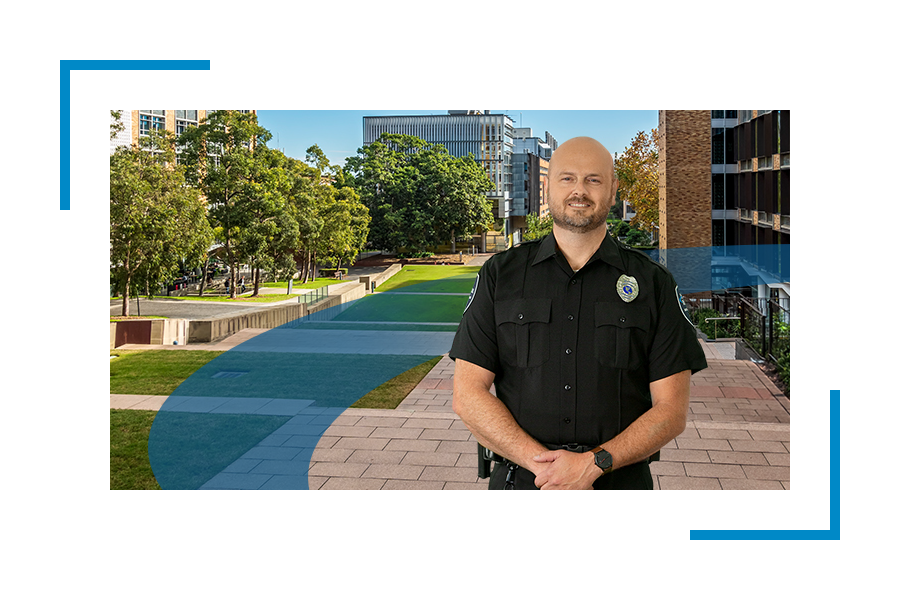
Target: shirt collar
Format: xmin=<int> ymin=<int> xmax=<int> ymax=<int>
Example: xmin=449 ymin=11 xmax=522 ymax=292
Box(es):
xmin=532 ymin=230 xmax=627 ymax=272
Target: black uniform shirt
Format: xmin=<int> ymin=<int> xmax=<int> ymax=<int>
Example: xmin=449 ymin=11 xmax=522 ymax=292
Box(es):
xmin=450 ymin=232 xmax=708 ymax=449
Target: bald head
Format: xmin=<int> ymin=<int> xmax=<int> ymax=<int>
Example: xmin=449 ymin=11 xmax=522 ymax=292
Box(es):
xmin=549 ymin=136 xmax=617 ymax=182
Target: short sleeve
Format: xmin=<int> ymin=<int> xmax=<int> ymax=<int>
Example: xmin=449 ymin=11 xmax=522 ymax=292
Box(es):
xmin=647 ymin=269 xmax=708 ymax=381
xmin=449 ymin=258 xmax=500 ymax=374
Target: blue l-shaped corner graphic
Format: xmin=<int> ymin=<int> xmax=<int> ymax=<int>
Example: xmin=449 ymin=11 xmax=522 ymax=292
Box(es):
xmin=59 ymin=59 xmax=211 ymax=210
xmin=691 ymin=390 xmax=840 ymax=540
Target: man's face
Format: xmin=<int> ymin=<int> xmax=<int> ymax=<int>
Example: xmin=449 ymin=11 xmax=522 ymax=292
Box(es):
xmin=548 ymin=138 xmax=618 ymax=234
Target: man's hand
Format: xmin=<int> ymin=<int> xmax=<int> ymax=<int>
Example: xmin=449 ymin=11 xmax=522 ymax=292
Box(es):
xmin=532 ymin=450 xmax=602 ymax=490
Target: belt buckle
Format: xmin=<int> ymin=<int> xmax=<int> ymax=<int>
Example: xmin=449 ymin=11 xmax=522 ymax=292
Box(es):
xmin=563 ymin=443 xmax=583 ymax=453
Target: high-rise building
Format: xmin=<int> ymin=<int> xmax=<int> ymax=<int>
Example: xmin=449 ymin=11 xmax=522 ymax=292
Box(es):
xmin=658 ymin=110 xmax=790 ymax=306
xmin=363 ymin=111 xmax=517 ymax=251
xmin=507 ymin=127 xmax=556 ymax=245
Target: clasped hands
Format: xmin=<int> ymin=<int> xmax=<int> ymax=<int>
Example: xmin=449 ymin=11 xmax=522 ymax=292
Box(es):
xmin=531 ymin=449 xmax=603 ymax=490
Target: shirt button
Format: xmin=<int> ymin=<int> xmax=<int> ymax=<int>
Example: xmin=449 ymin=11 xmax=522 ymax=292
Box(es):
xmin=564 ymin=417 xmax=571 ymax=424
xmin=564 ymin=384 xmax=572 ymax=391
xmin=570 ymin=279 xmax=577 ymax=285
xmin=619 ymin=316 xmax=627 ymax=323
xmin=518 ymin=313 xmax=524 ymax=320
xmin=565 ymin=348 xmax=572 ymax=355
xmin=568 ymin=314 xmax=574 ymax=321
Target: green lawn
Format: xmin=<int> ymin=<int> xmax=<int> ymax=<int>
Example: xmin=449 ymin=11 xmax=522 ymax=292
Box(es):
xmin=110 ymin=409 xmax=161 ymax=490
xmin=266 ymin=279 xmax=335 ymax=290
xmin=374 ymin=265 xmax=480 ymax=292
xmin=110 ymin=350 xmax=224 ymax=395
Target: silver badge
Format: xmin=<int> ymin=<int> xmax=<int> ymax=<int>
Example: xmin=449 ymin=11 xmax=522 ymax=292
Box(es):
xmin=616 ymin=275 xmax=639 ymax=303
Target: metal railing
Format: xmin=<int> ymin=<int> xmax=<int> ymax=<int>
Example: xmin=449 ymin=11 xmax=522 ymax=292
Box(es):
xmin=688 ymin=293 xmax=789 ymax=363
xmin=296 ymin=285 xmax=330 ymax=305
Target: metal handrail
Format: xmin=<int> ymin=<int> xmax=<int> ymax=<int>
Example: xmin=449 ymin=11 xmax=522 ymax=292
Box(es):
xmin=704 ymin=316 xmax=740 ymax=340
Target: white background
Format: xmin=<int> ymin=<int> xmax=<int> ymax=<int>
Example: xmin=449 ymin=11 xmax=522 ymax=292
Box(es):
xmin=2 ymin=2 xmax=896 ymax=598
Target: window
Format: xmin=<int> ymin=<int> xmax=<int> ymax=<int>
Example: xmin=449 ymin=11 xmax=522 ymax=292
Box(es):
xmin=175 ymin=110 xmax=198 ymax=135
xmin=712 ymin=128 xmax=725 ymax=164
xmin=139 ymin=110 xmax=165 ymax=136
xmin=738 ymin=110 xmax=753 ymax=124
xmin=712 ymin=173 xmax=725 ymax=210
xmin=758 ymin=155 xmax=773 ymax=170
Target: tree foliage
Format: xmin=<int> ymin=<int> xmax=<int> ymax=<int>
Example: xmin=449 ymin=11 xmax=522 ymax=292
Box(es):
xmin=523 ymin=212 xmax=553 ymax=242
xmin=110 ymin=130 xmax=212 ymax=315
xmin=178 ymin=110 xmax=284 ymax=297
xmin=345 ymin=134 xmax=494 ymax=253
xmin=615 ymin=129 xmax=659 ymax=235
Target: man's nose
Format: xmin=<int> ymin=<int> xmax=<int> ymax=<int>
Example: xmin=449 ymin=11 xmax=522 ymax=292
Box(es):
xmin=571 ymin=179 xmax=586 ymax=196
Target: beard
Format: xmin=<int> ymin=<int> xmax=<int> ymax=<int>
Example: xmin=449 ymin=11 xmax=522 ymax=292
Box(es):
xmin=549 ymin=197 xmax=611 ymax=234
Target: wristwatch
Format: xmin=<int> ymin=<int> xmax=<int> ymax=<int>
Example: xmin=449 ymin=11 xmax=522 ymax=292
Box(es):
xmin=593 ymin=448 xmax=613 ymax=474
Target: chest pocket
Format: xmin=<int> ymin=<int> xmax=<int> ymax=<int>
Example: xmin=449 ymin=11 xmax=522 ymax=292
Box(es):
xmin=495 ymin=298 xmax=552 ymax=368
xmin=594 ymin=302 xmax=651 ymax=370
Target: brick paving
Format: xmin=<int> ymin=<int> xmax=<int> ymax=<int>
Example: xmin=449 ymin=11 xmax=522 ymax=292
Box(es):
xmin=302 ymin=342 xmax=789 ymax=490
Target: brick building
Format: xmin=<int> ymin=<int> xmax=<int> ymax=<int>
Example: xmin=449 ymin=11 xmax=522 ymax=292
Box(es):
xmin=658 ymin=110 xmax=790 ymax=305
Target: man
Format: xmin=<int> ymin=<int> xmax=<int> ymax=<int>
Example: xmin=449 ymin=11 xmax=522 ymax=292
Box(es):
xmin=449 ymin=136 xmax=707 ymax=490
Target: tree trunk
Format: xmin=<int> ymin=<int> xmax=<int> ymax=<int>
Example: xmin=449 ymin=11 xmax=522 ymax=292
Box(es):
xmin=198 ymin=255 xmax=211 ymax=297
xmin=121 ymin=270 xmax=131 ymax=317
xmin=302 ymin=250 xmax=312 ymax=284
xmin=253 ymin=266 xmax=261 ymax=297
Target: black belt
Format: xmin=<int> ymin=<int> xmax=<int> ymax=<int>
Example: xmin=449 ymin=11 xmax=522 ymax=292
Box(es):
xmin=544 ymin=443 xmax=594 ymax=453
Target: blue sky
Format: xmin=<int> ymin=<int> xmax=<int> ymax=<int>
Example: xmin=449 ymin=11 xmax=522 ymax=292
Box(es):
xmin=257 ymin=110 xmax=659 ymax=167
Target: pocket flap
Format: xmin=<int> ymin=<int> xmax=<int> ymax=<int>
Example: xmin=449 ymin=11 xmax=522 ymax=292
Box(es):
xmin=594 ymin=302 xmax=651 ymax=330
xmin=496 ymin=298 xmax=552 ymax=325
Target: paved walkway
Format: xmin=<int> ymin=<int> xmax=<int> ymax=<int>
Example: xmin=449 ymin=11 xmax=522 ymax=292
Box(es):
xmin=112 ymin=338 xmax=789 ymax=490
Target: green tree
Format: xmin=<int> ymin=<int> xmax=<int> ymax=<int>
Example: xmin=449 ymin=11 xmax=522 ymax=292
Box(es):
xmin=523 ymin=212 xmax=553 ymax=241
xmin=110 ymin=130 xmax=212 ymax=316
xmin=345 ymin=134 xmax=493 ymax=253
xmin=178 ymin=110 xmax=276 ymax=298
xmin=615 ymin=129 xmax=659 ymax=236
xmin=317 ymin=186 xmax=370 ymax=271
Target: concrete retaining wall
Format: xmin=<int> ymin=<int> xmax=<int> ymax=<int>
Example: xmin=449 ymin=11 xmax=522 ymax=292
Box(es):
xmin=110 ymin=282 xmax=367 ymax=348
xmin=186 ymin=282 xmax=366 ymax=344
xmin=359 ymin=263 xmax=402 ymax=292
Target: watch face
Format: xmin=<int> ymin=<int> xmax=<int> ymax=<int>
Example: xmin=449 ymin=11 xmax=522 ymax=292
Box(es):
xmin=594 ymin=450 xmax=613 ymax=471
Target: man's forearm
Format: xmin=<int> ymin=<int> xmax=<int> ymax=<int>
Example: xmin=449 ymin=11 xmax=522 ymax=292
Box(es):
xmin=597 ymin=401 xmax=686 ymax=470
xmin=452 ymin=360 xmax=547 ymax=473
xmin=597 ymin=370 xmax=691 ymax=471
xmin=457 ymin=389 xmax=547 ymax=472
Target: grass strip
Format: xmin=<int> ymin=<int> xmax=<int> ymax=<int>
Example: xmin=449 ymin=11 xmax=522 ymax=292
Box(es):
xmin=374 ymin=265 xmax=481 ymax=292
xmin=110 ymin=350 xmax=223 ymax=396
xmin=351 ymin=356 xmax=442 ymax=409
